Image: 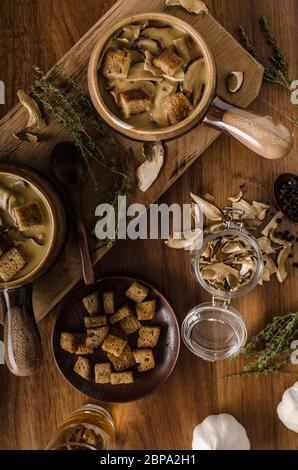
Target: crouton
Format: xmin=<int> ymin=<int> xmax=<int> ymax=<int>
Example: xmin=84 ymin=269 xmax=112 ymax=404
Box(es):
xmin=109 ymin=305 xmax=132 ymax=325
xmin=109 ymin=324 xmax=128 ymax=340
xmin=133 ymin=348 xmax=155 ymax=372
xmin=136 ymin=300 xmax=156 ymax=321
xmin=102 ymin=334 xmax=128 ymax=357
xmin=119 ymin=315 xmax=141 ymax=335
xmin=153 ymin=48 xmax=183 ymax=77
xmin=85 ymin=326 xmax=109 ymax=349
xmin=107 ymin=344 xmax=135 ymax=371
xmin=111 ymin=371 xmax=134 ymax=385
xmin=119 ymin=89 xmax=151 ymax=119
xmin=103 ymin=48 xmax=131 ymax=79
xmin=95 ymin=363 xmax=112 ymax=384
xmin=126 ymin=281 xmax=148 ymax=303
xmin=84 ymin=316 xmax=107 ymax=329
xmin=82 ymin=292 xmax=100 ymax=315
xmin=0 ymin=237 xmax=9 ymax=257
xmin=138 ymin=326 xmax=161 ymax=348
xmin=162 ymin=92 xmax=192 ymax=125
xmin=73 ymin=356 xmax=92 ymax=380
xmin=75 ymin=344 xmax=94 ymax=355
xmin=103 ymin=291 xmax=115 ymax=314
xmin=60 ymin=332 xmax=83 ymax=353
xmin=0 ymin=247 xmax=26 ymax=281
xmin=13 ymin=202 xmax=43 ymax=231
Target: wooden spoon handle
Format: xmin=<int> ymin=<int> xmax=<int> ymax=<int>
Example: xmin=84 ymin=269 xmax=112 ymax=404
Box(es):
xmin=3 ymin=285 xmax=43 ymax=376
xmin=72 ymin=191 xmax=95 ymax=285
xmin=204 ymin=97 xmax=294 ymax=160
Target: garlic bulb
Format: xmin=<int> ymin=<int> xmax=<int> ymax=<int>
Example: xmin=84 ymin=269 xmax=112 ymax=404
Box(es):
xmin=192 ymin=414 xmax=251 ymax=450
xmin=277 ymin=382 xmax=298 ymax=433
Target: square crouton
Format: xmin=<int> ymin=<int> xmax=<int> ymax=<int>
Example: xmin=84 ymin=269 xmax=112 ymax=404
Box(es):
xmin=75 ymin=343 xmax=94 ymax=355
xmin=13 ymin=202 xmax=43 ymax=231
xmin=84 ymin=316 xmax=107 ymax=329
xmin=85 ymin=326 xmax=109 ymax=349
xmin=111 ymin=371 xmax=134 ymax=385
xmin=136 ymin=300 xmax=156 ymax=321
xmin=138 ymin=326 xmax=161 ymax=348
xmin=60 ymin=332 xmax=83 ymax=353
xmin=126 ymin=281 xmax=148 ymax=303
xmin=109 ymin=324 xmax=128 ymax=340
xmin=95 ymin=363 xmax=112 ymax=384
xmin=0 ymin=247 xmax=26 ymax=282
xmin=119 ymin=89 xmax=151 ymax=119
xmin=153 ymin=48 xmax=184 ymax=77
xmin=102 ymin=334 xmax=128 ymax=357
xmin=133 ymin=348 xmax=155 ymax=372
xmin=107 ymin=344 xmax=135 ymax=372
xmin=73 ymin=356 xmax=92 ymax=380
xmin=103 ymin=291 xmax=115 ymax=314
xmin=82 ymin=292 xmax=100 ymax=315
xmin=109 ymin=305 xmax=132 ymax=325
xmin=162 ymin=92 xmax=192 ymax=125
xmin=103 ymin=48 xmax=131 ymax=79
xmin=119 ymin=315 xmax=141 ymax=335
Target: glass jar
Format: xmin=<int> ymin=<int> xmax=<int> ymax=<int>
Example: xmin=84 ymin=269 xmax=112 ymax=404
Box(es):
xmin=182 ymin=208 xmax=264 ymax=362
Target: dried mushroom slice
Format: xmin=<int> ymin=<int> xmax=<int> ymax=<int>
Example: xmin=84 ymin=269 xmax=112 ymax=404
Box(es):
xmin=165 ymin=228 xmax=202 ymax=250
xmin=142 ymin=27 xmax=185 ymax=48
xmin=144 ymin=51 xmax=164 ymax=76
xmin=166 ymin=0 xmax=209 ymax=15
xmin=135 ymin=38 xmax=161 ymax=55
xmin=17 ymin=90 xmax=45 ymax=129
xmin=127 ymin=63 xmax=163 ymax=82
xmin=150 ymin=80 xmax=176 ymax=127
xmin=276 ymin=243 xmax=292 ymax=283
xmin=252 ymin=201 xmax=270 ymax=221
xmin=257 ymin=236 xmax=276 ymax=254
xmin=190 ymin=193 xmax=222 ymax=221
xmin=261 ymin=211 xmax=284 ymax=238
xmin=136 ymin=142 xmax=165 ymax=192
xmin=182 ymin=58 xmax=205 ymax=106
xmin=120 ymin=22 xmax=148 ymax=42
xmin=173 ymin=37 xmax=191 ymax=63
xmin=227 ymin=72 xmax=244 ymax=93
xmin=268 ymin=229 xmax=287 ymax=247
xmin=228 ymin=191 xmax=243 ymax=203
xmin=109 ymin=79 xmax=156 ymax=106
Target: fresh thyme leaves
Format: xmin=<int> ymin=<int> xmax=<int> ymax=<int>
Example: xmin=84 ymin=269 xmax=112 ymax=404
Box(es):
xmin=239 ymin=17 xmax=292 ymax=92
xmin=31 ymin=66 xmax=128 ymax=190
xmin=239 ymin=313 xmax=298 ymax=376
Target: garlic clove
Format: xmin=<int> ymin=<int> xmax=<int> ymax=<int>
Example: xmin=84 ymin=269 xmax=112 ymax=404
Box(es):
xmin=277 ymin=382 xmax=298 ymax=433
xmin=192 ymin=414 xmax=251 ymax=450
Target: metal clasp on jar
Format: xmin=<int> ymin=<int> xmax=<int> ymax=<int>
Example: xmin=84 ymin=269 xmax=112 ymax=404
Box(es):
xmin=222 ymin=207 xmax=244 ymax=230
xmin=212 ymin=296 xmax=231 ymax=309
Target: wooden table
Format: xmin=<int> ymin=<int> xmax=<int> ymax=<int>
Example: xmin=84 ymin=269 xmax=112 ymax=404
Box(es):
xmin=0 ymin=0 xmax=298 ymax=450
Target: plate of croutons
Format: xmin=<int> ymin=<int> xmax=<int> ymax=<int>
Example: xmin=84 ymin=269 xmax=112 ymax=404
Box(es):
xmin=52 ymin=277 xmax=180 ymax=402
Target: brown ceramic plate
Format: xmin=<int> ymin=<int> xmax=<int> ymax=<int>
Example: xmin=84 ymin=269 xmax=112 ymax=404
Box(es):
xmin=52 ymin=277 xmax=180 ymax=403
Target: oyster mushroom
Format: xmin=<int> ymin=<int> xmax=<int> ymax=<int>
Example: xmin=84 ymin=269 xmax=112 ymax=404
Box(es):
xmin=182 ymin=58 xmax=205 ymax=106
xmin=121 ymin=22 xmax=148 ymax=41
xmin=227 ymin=72 xmax=244 ymax=93
xmin=17 ymin=90 xmax=45 ymax=129
xmin=150 ymin=80 xmax=176 ymax=127
xmin=142 ymin=27 xmax=184 ymax=48
xmin=166 ymin=0 xmax=209 ymax=15
xmin=190 ymin=193 xmax=222 ymax=221
xmin=135 ymin=38 xmax=161 ymax=55
xmin=276 ymin=243 xmax=292 ymax=283
xmin=136 ymin=142 xmax=165 ymax=192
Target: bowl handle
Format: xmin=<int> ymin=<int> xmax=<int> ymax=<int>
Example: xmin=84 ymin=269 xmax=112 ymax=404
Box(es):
xmin=2 ymin=285 xmax=43 ymax=376
xmin=203 ymin=97 xmax=293 ymax=159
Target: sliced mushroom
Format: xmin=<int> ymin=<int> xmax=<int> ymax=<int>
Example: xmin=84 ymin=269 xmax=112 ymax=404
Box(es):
xmin=182 ymin=58 xmax=205 ymax=106
xmin=190 ymin=193 xmax=222 ymax=221
xmin=257 ymin=236 xmax=276 ymax=254
xmin=173 ymin=37 xmax=191 ymax=63
xmin=165 ymin=228 xmax=202 ymax=250
xmin=17 ymin=90 xmax=45 ymax=129
xmin=203 ymin=193 xmax=215 ymax=202
xmin=227 ymin=72 xmax=244 ymax=93
xmin=150 ymin=80 xmax=176 ymax=127
xmin=252 ymin=201 xmax=270 ymax=221
xmin=232 ymin=200 xmax=258 ymax=220
xmin=121 ymin=22 xmax=148 ymax=41
xmin=13 ymin=131 xmax=39 ymax=143
xmin=166 ymin=0 xmax=209 ymax=15
xmin=142 ymin=27 xmax=184 ymax=48
xmin=109 ymin=79 xmax=156 ymax=106
xmin=261 ymin=211 xmax=284 ymax=238
xmin=127 ymin=63 xmax=163 ymax=81
xmin=126 ymin=49 xmax=145 ymax=63
xmin=269 ymin=229 xmax=287 ymax=247
xmin=144 ymin=51 xmax=163 ymax=76
xmin=201 ymin=263 xmax=239 ymax=283
xmin=276 ymin=243 xmax=292 ymax=283
xmin=136 ymin=142 xmax=165 ymax=192
xmin=228 ymin=191 xmax=243 ymax=203
xmin=135 ymin=38 xmax=161 ymax=56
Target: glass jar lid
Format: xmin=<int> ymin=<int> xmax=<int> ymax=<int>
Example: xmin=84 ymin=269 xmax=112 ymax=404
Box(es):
xmin=181 ymin=301 xmax=247 ymax=362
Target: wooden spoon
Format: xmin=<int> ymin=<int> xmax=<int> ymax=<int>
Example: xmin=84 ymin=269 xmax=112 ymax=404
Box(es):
xmin=51 ymin=142 xmax=95 ymax=285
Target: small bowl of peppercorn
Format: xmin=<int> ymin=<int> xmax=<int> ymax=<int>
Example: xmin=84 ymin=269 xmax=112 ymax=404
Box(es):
xmin=274 ymin=173 xmax=298 ymax=223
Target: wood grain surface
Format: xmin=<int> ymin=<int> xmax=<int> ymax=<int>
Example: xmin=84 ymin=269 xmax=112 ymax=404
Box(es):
xmin=0 ymin=0 xmax=263 ymax=323
xmin=0 ymin=0 xmax=298 ymax=450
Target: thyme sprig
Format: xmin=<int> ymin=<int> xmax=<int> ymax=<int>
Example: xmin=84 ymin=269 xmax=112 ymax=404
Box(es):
xmin=239 ymin=17 xmax=292 ymax=92
xmin=31 ymin=66 xmax=128 ymax=189
xmin=239 ymin=313 xmax=298 ymax=376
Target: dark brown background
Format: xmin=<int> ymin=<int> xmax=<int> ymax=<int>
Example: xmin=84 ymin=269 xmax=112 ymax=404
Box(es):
xmin=0 ymin=0 xmax=298 ymax=450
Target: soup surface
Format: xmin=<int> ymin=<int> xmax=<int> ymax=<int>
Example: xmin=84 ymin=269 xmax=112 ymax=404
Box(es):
xmin=0 ymin=173 xmax=53 ymax=282
xmin=100 ymin=20 xmax=207 ymax=129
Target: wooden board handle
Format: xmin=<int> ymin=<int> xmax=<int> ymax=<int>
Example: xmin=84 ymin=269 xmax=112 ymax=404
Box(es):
xmin=3 ymin=285 xmax=43 ymax=376
xmin=204 ymin=98 xmax=294 ymax=159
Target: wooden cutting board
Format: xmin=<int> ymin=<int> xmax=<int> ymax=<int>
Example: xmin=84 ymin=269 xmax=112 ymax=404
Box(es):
xmin=0 ymin=0 xmax=263 ymax=322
